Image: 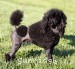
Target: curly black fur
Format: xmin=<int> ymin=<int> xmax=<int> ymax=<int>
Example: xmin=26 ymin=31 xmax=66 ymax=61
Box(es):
xmin=10 ymin=10 xmax=23 ymax=26
xmin=29 ymin=9 xmax=67 ymax=49
xmin=41 ymin=9 xmax=67 ymax=35
xmin=16 ymin=25 xmax=27 ymax=37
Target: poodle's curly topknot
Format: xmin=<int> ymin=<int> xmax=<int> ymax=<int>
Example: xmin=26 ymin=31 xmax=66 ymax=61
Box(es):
xmin=10 ymin=10 xmax=23 ymax=26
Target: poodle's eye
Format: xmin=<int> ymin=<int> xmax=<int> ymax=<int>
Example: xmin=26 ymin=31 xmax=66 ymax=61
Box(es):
xmin=52 ymin=18 xmax=56 ymax=24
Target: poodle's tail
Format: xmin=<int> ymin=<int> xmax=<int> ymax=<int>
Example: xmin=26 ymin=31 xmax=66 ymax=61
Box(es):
xmin=10 ymin=10 xmax=23 ymax=30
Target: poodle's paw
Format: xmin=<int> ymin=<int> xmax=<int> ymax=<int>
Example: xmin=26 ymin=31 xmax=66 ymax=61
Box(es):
xmin=5 ymin=53 xmax=15 ymax=62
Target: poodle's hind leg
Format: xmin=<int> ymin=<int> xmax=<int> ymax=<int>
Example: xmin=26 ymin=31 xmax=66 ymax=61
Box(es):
xmin=5 ymin=31 xmax=22 ymax=62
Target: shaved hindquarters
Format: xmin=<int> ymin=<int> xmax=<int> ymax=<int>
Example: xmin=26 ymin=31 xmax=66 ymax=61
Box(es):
xmin=9 ymin=31 xmax=31 ymax=57
xmin=9 ymin=31 xmax=22 ymax=57
xmin=5 ymin=31 xmax=22 ymax=62
xmin=5 ymin=30 xmax=31 ymax=62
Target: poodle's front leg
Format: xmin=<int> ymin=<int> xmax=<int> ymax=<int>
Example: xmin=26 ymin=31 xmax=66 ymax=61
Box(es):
xmin=5 ymin=31 xmax=22 ymax=62
xmin=45 ymin=47 xmax=54 ymax=62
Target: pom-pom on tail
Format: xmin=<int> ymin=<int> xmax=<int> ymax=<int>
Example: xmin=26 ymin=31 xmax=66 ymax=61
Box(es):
xmin=10 ymin=10 xmax=23 ymax=26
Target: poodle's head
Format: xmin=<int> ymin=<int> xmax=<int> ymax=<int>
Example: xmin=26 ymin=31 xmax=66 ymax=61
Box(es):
xmin=41 ymin=9 xmax=67 ymax=36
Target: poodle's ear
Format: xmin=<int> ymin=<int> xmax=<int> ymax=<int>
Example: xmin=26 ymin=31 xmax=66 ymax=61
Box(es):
xmin=61 ymin=12 xmax=67 ymax=24
xmin=41 ymin=12 xmax=49 ymax=33
xmin=60 ymin=20 xmax=66 ymax=37
xmin=61 ymin=13 xmax=67 ymax=35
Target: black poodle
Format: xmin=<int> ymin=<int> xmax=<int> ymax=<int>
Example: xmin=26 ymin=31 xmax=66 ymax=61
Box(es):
xmin=5 ymin=9 xmax=67 ymax=62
